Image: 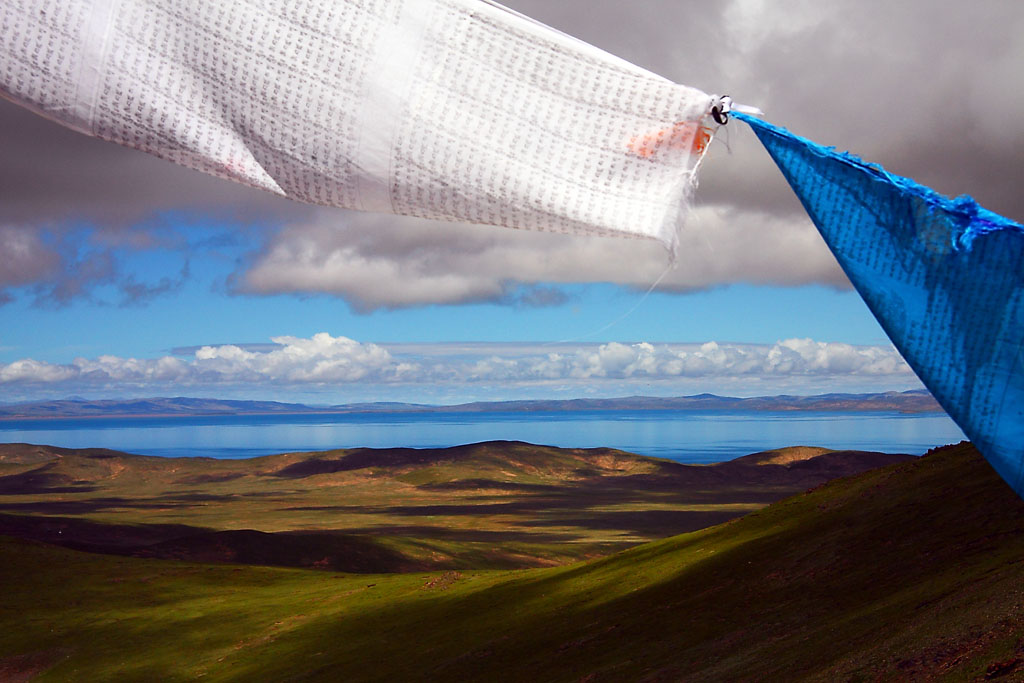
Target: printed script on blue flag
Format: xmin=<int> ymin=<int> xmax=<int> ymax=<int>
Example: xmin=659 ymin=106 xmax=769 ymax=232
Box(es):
xmin=736 ymin=112 xmax=1024 ymax=497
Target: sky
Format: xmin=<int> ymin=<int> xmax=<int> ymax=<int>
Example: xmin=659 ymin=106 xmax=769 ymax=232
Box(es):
xmin=1 ymin=0 xmax=1022 ymax=405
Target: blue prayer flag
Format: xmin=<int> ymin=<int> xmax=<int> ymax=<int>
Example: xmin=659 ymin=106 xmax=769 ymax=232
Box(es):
xmin=736 ymin=112 xmax=1024 ymax=497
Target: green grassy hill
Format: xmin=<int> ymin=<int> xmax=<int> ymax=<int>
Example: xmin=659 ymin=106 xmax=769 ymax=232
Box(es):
xmin=0 ymin=441 xmax=910 ymax=570
xmin=2 ymin=442 xmax=1021 ymax=681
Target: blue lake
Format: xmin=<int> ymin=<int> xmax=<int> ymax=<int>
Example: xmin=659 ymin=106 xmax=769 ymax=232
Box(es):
xmin=0 ymin=410 xmax=966 ymax=464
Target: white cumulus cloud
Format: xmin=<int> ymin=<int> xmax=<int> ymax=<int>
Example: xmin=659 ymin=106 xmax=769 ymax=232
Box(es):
xmin=461 ymin=340 xmax=913 ymax=382
xmin=0 ymin=334 xmax=916 ymax=403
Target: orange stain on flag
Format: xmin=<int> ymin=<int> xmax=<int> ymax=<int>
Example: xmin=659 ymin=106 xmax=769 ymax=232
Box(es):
xmin=627 ymin=122 xmax=712 ymax=159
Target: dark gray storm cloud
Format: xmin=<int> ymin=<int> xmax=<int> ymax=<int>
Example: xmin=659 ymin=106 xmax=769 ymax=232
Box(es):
xmin=0 ymin=98 xmax=304 ymax=225
xmin=1 ymin=0 xmax=1021 ymax=308
xmin=0 ymin=98 xmax=305 ymax=305
xmin=509 ymin=0 xmax=1024 ymax=218
xmin=0 ymin=226 xmax=59 ymax=289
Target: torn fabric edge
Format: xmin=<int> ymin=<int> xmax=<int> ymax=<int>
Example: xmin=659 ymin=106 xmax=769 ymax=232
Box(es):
xmin=734 ymin=113 xmax=1024 ymax=248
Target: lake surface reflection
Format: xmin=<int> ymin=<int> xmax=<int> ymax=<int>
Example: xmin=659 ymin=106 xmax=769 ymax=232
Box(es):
xmin=0 ymin=410 xmax=966 ymax=463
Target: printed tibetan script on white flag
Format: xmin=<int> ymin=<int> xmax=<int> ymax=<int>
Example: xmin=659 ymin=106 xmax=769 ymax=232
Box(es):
xmin=1 ymin=0 xmax=714 ymax=248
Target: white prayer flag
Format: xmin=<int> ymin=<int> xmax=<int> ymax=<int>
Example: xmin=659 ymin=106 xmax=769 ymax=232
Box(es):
xmin=1 ymin=0 xmax=714 ymax=250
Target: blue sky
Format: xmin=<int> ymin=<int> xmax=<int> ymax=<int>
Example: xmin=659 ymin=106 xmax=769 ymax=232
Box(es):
xmin=0 ymin=225 xmax=889 ymax=362
xmin=2 ymin=0 xmax=1021 ymax=405
xmin=0 ymin=210 xmax=918 ymax=403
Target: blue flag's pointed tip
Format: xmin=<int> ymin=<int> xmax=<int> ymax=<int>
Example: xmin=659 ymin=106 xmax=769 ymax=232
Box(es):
xmin=738 ymin=115 xmax=1024 ymax=497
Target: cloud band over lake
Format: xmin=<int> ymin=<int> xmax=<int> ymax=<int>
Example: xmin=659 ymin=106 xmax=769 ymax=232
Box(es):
xmin=0 ymin=333 xmax=918 ymax=403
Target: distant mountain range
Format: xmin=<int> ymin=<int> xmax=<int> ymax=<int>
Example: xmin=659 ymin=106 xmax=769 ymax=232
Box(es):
xmin=0 ymin=390 xmax=942 ymax=419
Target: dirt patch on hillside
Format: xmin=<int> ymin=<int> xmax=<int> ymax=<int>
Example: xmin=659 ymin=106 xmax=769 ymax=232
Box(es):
xmin=422 ymin=571 xmax=463 ymax=590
